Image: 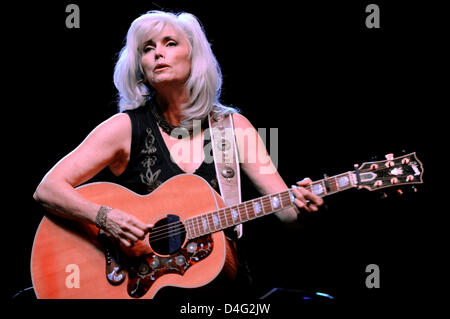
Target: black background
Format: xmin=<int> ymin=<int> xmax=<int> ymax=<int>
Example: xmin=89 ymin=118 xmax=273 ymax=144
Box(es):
xmin=4 ymin=0 xmax=442 ymax=315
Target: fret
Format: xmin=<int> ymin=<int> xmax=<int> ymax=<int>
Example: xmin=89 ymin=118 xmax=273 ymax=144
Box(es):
xmin=222 ymin=207 xmax=231 ymax=226
xmin=191 ymin=216 xmax=199 ymax=237
xmin=190 ymin=218 xmax=199 ymax=237
xmin=278 ymin=191 xmax=287 ymax=208
xmin=194 ymin=216 xmax=202 ymax=236
xmin=282 ymin=190 xmax=295 ymax=207
xmin=184 ymin=219 xmax=193 ymax=239
xmin=323 ymin=176 xmax=331 ymax=192
xmin=243 ymin=202 xmax=250 ymax=220
xmin=206 ymin=212 xmax=215 ymax=233
xmin=327 ymin=176 xmax=339 ymax=193
xmin=242 ymin=202 xmax=250 ymax=219
xmin=262 ymin=195 xmax=272 ymax=214
xmin=245 ymin=201 xmax=256 ymax=219
xmin=219 ymin=208 xmax=229 ymax=229
xmin=235 ymin=204 xmax=243 ymax=223
xmin=216 ymin=209 xmax=224 ymax=229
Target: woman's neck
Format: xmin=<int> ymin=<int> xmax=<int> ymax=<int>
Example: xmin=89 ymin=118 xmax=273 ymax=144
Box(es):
xmin=155 ymin=86 xmax=189 ymax=127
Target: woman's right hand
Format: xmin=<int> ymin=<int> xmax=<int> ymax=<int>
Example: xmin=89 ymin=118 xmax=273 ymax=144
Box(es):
xmin=103 ymin=209 xmax=151 ymax=247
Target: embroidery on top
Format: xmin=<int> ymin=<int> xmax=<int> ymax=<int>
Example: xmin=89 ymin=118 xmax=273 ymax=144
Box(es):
xmin=140 ymin=128 xmax=162 ymax=193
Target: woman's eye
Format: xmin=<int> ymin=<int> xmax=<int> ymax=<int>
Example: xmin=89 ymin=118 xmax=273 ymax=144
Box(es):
xmin=167 ymin=41 xmax=177 ymax=47
xmin=143 ymin=46 xmax=154 ymax=53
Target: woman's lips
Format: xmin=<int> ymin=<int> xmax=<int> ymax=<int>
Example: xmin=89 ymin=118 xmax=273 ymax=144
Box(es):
xmin=154 ymin=64 xmax=170 ymax=72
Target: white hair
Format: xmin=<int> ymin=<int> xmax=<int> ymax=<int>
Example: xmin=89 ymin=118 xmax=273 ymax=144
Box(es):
xmin=113 ymin=10 xmax=238 ymax=130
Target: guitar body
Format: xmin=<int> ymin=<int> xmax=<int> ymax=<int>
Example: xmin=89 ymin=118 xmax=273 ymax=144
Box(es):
xmin=31 ymin=174 xmax=235 ymax=299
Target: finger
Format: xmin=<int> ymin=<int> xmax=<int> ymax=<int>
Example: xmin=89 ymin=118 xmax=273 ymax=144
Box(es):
xmin=292 ymin=187 xmax=311 ymax=212
xmin=294 ymin=198 xmax=311 ymax=212
xmin=297 ymin=177 xmax=312 ymax=187
xmin=119 ymin=237 xmax=132 ymax=247
xmin=307 ymin=203 xmax=319 ymax=212
xmin=130 ymin=217 xmax=150 ymax=232
xmin=121 ymin=220 xmax=145 ymax=237
xmin=121 ymin=231 xmax=139 ymax=243
xmin=302 ymin=193 xmax=323 ymax=207
xmin=127 ymin=225 xmax=146 ymax=240
xmin=292 ymin=186 xmax=307 ymax=204
xmin=297 ymin=187 xmax=324 ymax=207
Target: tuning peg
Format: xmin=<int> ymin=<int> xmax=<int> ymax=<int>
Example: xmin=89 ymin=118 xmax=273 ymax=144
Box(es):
xmin=385 ymin=153 xmax=395 ymax=167
xmin=390 ymin=177 xmax=399 ymax=184
xmin=396 ymin=189 xmax=403 ymax=196
xmin=411 ymin=186 xmax=418 ymax=193
xmin=374 ymin=180 xmax=383 ymax=187
xmin=380 ymin=192 xmax=388 ymax=199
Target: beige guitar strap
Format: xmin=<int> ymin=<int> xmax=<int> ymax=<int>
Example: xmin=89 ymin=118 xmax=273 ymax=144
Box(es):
xmin=208 ymin=113 xmax=243 ymax=238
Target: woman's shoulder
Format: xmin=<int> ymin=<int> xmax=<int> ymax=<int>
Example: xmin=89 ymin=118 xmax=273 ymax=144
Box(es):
xmin=232 ymin=112 xmax=255 ymax=130
xmin=86 ymin=113 xmax=131 ymax=145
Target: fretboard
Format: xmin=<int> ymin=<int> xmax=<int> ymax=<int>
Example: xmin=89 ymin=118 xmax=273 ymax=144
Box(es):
xmin=185 ymin=171 xmax=356 ymax=239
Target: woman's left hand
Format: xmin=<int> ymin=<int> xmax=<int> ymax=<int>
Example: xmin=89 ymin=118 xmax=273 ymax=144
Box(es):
xmin=292 ymin=178 xmax=324 ymax=213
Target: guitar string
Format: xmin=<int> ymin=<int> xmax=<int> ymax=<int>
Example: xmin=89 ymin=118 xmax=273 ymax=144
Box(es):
xmin=147 ymin=162 xmax=416 ymax=234
xmin=148 ymin=193 xmax=294 ymax=242
xmin=147 ymin=174 xmax=407 ymax=238
xmin=148 ymin=191 xmax=293 ymax=236
xmin=150 ymin=162 xmax=415 ymax=232
xmin=147 ymin=190 xmax=293 ymax=235
xmin=147 ymin=175 xmax=417 ymax=239
xmin=148 ymin=174 xmax=420 ymax=244
xmin=148 ymin=166 xmax=412 ymax=235
xmin=149 ymin=192 xmax=293 ymax=241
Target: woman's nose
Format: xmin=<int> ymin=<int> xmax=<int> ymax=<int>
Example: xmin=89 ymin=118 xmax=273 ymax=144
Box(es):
xmin=154 ymin=45 xmax=164 ymax=59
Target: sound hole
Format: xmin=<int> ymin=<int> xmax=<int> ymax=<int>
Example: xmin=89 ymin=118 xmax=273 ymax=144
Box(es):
xmin=148 ymin=214 xmax=186 ymax=255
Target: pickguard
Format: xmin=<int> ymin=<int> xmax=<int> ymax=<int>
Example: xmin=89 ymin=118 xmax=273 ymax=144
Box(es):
xmin=125 ymin=235 xmax=214 ymax=298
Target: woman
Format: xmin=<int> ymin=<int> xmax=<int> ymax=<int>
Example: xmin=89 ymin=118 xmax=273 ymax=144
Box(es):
xmin=33 ymin=10 xmax=323 ymax=298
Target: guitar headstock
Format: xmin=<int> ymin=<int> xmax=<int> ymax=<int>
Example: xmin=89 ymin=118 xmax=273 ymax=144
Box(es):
xmin=355 ymin=152 xmax=424 ymax=191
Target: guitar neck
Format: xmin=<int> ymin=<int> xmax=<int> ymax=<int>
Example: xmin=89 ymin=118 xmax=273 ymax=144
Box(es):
xmin=185 ymin=171 xmax=356 ymax=239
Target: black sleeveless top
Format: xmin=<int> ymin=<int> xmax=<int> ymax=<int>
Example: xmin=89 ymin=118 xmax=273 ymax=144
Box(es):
xmin=115 ymin=99 xmax=221 ymax=196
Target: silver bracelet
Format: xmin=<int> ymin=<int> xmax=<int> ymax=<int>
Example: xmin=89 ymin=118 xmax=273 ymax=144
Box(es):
xmin=95 ymin=206 xmax=111 ymax=230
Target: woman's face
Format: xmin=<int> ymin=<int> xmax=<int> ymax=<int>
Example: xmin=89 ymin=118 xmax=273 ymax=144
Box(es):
xmin=141 ymin=25 xmax=191 ymax=90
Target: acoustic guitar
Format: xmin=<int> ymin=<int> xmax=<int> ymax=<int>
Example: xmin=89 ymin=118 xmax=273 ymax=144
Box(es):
xmin=31 ymin=152 xmax=423 ymax=298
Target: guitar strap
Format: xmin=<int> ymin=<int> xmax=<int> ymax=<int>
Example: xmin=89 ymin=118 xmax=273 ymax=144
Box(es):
xmin=208 ymin=113 xmax=243 ymax=238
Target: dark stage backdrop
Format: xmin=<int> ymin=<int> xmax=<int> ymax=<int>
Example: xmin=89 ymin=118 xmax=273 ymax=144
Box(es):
xmin=5 ymin=0 xmax=440 ymax=314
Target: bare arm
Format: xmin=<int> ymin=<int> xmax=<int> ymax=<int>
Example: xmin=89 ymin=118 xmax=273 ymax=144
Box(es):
xmin=232 ymin=113 xmax=323 ymax=224
xmin=33 ymin=113 xmax=148 ymax=246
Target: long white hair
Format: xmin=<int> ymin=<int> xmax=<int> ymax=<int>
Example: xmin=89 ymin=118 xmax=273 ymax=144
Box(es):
xmin=113 ymin=10 xmax=237 ymax=130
